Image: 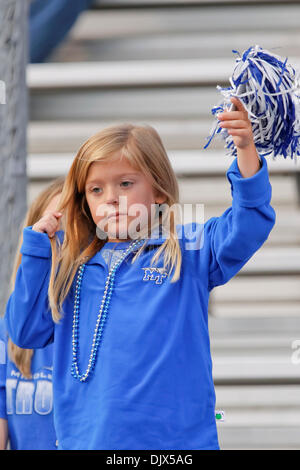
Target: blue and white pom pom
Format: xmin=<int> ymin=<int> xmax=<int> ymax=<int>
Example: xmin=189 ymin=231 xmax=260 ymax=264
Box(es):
xmin=204 ymin=45 xmax=300 ymax=160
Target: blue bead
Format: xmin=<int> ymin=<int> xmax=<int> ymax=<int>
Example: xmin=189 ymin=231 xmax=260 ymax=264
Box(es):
xmin=71 ymin=239 xmax=145 ymax=381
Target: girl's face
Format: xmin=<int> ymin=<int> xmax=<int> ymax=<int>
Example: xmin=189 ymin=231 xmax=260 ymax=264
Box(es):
xmin=85 ymin=155 xmax=165 ymax=242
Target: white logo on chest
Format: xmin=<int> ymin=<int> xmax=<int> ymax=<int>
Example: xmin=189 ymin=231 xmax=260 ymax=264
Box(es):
xmin=141 ymin=267 xmax=168 ymax=284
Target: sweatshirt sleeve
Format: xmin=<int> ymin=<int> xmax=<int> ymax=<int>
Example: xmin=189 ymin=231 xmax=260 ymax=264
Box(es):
xmin=0 ymin=319 xmax=7 ymax=420
xmin=4 ymin=227 xmax=55 ymax=349
xmin=207 ymin=154 xmax=276 ymax=290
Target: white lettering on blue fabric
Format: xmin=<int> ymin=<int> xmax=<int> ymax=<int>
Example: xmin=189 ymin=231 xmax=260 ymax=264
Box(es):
xmin=0 ymin=340 xmax=6 ymax=365
xmin=6 ymin=379 xmax=17 ymax=415
xmin=34 ymin=380 xmax=53 ymax=415
xmin=6 ymin=374 xmax=53 ymax=415
xmin=16 ymin=381 xmax=35 ymax=414
xmin=141 ymin=267 xmax=168 ymax=285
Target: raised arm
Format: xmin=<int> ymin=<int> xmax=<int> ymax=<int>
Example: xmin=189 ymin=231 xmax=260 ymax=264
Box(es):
xmin=180 ymin=97 xmax=276 ymax=289
xmin=218 ymin=96 xmax=262 ymax=177
xmin=207 ymin=154 xmax=275 ymax=290
xmin=4 ymin=211 xmax=62 ymax=349
xmin=207 ymin=97 xmax=276 ymax=289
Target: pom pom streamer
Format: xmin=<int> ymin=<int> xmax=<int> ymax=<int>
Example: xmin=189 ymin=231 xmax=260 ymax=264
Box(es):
xmin=204 ymin=45 xmax=300 ymax=160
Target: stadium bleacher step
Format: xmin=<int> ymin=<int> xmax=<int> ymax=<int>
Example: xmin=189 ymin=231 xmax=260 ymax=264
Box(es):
xmin=215 ymin=384 xmax=300 ymax=449
xmin=49 ymin=3 xmax=300 ymax=63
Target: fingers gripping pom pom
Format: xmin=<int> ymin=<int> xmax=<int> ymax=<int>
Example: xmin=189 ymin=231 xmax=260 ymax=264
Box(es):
xmin=204 ymin=45 xmax=300 ymax=160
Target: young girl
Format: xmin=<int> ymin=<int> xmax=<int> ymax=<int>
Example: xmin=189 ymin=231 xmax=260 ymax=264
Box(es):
xmin=5 ymin=98 xmax=275 ymax=450
xmin=0 ymin=177 xmax=64 ymax=450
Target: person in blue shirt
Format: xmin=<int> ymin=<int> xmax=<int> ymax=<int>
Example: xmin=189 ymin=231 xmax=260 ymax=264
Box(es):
xmin=29 ymin=0 xmax=95 ymax=63
xmin=0 ymin=177 xmax=64 ymax=450
xmin=5 ymin=98 xmax=276 ymax=450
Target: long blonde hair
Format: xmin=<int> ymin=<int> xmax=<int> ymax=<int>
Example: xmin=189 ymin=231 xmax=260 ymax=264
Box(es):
xmin=7 ymin=177 xmax=65 ymax=379
xmin=50 ymin=123 xmax=182 ymax=322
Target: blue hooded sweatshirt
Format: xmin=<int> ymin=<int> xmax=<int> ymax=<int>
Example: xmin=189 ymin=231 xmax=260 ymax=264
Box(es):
xmin=0 ymin=319 xmax=56 ymax=450
xmin=5 ymin=155 xmax=275 ymax=450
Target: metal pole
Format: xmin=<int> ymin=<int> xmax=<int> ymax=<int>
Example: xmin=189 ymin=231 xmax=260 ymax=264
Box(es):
xmin=0 ymin=0 xmax=28 ymax=312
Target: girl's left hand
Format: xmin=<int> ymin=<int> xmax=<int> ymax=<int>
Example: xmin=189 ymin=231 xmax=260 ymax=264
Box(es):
xmin=217 ymin=97 xmax=254 ymax=150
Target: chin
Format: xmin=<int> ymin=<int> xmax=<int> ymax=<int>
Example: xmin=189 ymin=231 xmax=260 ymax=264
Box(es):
xmin=106 ymin=222 xmax=130 ymax=241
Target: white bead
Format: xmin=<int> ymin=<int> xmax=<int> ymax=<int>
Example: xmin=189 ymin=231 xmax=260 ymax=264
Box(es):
xmin=72 ymin=239 xmax=144 ymax=381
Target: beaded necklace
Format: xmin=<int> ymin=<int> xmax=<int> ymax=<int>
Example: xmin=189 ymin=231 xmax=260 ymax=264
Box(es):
xmin=71 ymin=238 xmax=145 ymax=382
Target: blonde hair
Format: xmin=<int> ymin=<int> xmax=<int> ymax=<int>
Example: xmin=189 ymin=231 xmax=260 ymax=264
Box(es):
xmin=50 ymin=123 xmax=182 ymax=322
xmin=7 ymin=177 xmax=65 ymax=379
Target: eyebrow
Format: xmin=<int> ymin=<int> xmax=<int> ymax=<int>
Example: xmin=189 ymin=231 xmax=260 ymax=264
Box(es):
xmin=86 ymin=173 xmax=140 ymax=185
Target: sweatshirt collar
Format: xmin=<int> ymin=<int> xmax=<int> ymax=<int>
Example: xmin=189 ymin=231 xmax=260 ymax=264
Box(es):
xmin=86 ymin=225 xmax=167 ymax=265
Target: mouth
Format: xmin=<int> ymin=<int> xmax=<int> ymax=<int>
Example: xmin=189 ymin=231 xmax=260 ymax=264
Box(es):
xmin=107 ymin=212 xmax=126 ymax=220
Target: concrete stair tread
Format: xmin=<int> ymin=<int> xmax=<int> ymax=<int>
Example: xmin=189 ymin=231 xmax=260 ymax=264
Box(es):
xmin=212 ymin=357 xmax=300 ymax=384
xmin=215 ymin=384 xmax=300 ymax=406
xmin=49 ymin=3 xmax=300 ymax=64
xmin=27 ymin=58 xmax=237 ymax=89
xmin=27 ymin=150 xmax=300 ymax=176
xmin=95 ymin=0 xmax=298 ymax=7
xmin=211 ymin=276 xmax=300 ymax=302
xmin=210 ymin=302 xmax=300 ymax=318
xmin=27 ymin=56 xmax=300 ymax=89
xmin=237 ymin=247 xmax=300 ymax=275
xmin=28 ymin=119 xmax=225 ymax=152
xmin=74 ymin=3 xmax=300 ymax=38
xmin=27 ymin=87 xmax=237 ymax=121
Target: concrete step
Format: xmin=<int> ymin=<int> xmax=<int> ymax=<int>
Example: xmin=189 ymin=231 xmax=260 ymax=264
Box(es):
xmin=179 ymin=174 xmax=298 ymax=206
xmin=209 ymin=275 xmax=300 ymax=318
xmin=210 ymin=275 xmax=300 ymax=305
xmin=205 ymin=205 xmax=300 ymax=246
xmin=26 ymin=150 xmax=300 ymax=178
xmin=209 ymin=314 xmax=300 ymax=335
xmin=28 ymin=86 xmax=226 ymax=121
xmin=94 ymin=0 xmax=299 ymax=6
xmin=234 ymin=247 xmax=300 ymax=275
xmin=215 ymin=385 xmax=300 ymax=409
xmin=27 ymin=121 xmax=300 ymax=159
xmin=28 ymin=56 xmax=300 ymax=90
xmin=29 ymin=83 xmax=300 ymax=124
xmin=27 ymin=119 xmax=226 ymax=153
xmin=211 ymin=328 xmax=297 ymax=353
xmin=209 ymin=316 xmax=300 ymax=385
xmin=212 ymin=353 xmax=299 ymax=385
xmin=54 ymin=3 xmax=300 ymax=42
xmin=26 ymin=58 xmax=300 ymax=122
xmin=210 ymin=302 xmax=300 ymax=318
xmin=211 ymin=317 xmax=300 ymax=448
xmin=50 ymin=4 xmax=300 ymax=62
xmin=212 ymin=356 xmax=299 ymax=385
xmin=218 ymin=424 xmax=300 ymax=450
xmin=215 ymin=384 xmax=300 ymax=449
xmin=27 ymin=59 xmax=233 ymax=89
xmin=51 ymin=30 xmax=300 ymax=64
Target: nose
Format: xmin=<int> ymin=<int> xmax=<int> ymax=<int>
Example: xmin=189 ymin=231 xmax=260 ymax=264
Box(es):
xmin=105 ymin=185 xmax=119 ymax=205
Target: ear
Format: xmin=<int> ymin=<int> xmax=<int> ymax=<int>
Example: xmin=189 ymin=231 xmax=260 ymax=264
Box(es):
xmin=154 ymin=190 xmax=167 ymax=205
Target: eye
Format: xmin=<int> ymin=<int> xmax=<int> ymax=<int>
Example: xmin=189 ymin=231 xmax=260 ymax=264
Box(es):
xmin=121 ymin=181 xmax=133 ymax=188
xmin=91 ymin=187 xmax=102 ymax=194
